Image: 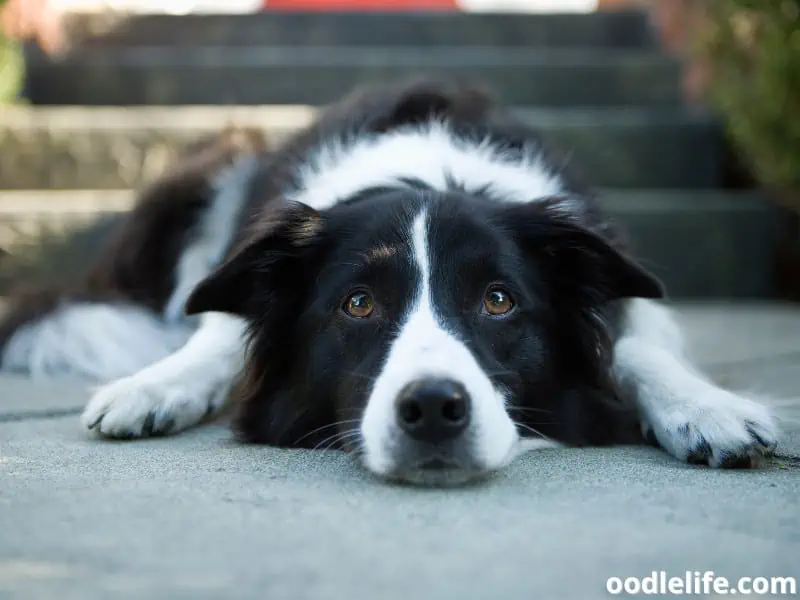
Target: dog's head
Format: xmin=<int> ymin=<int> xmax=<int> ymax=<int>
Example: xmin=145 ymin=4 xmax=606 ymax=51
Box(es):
xmin=186 ymin=188 xmax=662 ymax=485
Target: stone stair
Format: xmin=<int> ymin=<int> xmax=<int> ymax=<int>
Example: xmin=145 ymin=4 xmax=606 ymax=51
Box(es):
xmin=25 ymin=47 xmax=682 ymax=107
xmin=0 ymin=106 xmax=722 ymax=189
xmin=0 ymin=10 xmax=778 ymax=298
xmin=61 ymin=11 xmax=653 ymax=48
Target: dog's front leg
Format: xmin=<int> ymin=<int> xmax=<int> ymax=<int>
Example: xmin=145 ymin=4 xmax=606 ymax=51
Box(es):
xmin=612 ymin=299 xmax=779 ymax=468
xmin=81 ymin=312 xmax=246 ymax=438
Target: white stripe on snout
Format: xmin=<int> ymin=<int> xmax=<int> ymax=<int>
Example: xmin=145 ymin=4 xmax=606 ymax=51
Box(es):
xmin=360 ymin=210 xmax=519 ymax=476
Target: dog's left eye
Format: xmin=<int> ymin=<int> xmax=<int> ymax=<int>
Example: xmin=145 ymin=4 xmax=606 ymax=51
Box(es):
xmin=343 ymin=292 xmax=375 ymax=318
xmin=483 ymin=287 xmax=515 ymax=316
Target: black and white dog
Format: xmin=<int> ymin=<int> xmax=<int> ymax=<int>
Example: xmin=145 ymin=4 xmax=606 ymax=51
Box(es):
xmin=0 ymin=81 xmax=781 ymax=484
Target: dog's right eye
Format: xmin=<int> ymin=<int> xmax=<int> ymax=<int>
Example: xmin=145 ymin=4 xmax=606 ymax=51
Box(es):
xmin=482 ymin=286 xmax=515 ymax=317
xmin=343 ymin=292 xmax=375 ymax=319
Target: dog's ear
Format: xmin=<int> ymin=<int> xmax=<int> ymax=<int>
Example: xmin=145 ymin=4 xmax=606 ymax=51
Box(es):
xmin=545 ymin=222 xmax=665 ymax=301
xmin=377 ymin=80 xmax=493 ymax=130
xmin=503 ymin=202 xmax=664 ymax=302
xmin=185 ymin=202 xmax=325 ymax=317
xmin=332 ymin=79 xmax=493 ymax=133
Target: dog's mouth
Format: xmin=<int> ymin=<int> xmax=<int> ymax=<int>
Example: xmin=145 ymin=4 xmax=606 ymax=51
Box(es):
xmin=416 ymin=457 xmax=456 ymax=470
xmin=368 ymin=450 xmax=496 ymax=487
xmin=385 ymin=465 xmax=491 ymax=487
xmin=413 ymin=457 xmax=493 ymax=485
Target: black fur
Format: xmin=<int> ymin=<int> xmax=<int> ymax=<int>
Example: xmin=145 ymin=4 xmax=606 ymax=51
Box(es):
xmin=1 ymin=78 xmax=663 ymax=465
xmin=186 ymin=80 xmax=663 ymax=454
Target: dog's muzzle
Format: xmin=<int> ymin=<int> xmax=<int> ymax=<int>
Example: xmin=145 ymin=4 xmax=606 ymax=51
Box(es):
xmin=383 ymin=377 xmax=488 ymax=483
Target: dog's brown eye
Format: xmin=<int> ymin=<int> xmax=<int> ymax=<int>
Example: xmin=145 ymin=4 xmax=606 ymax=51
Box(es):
xmin=483 ymin=287 xmax=514 ymax=316
xmin=344 ymin=292 xmax=375 ymax=318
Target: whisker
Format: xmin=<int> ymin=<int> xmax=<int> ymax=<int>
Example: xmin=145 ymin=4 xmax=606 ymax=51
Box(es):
xmin=293 ymin=419 xmax=361 ymax=446
xmin=323 ymin=432 xmax=362 ymax=452
xmin=514 ymin=421 xmax=555 ymax=442
xmin=311 ymin=432 xmax=344 ymax=452
xmin=506 ymin=405 xmax=554 ymax=416
xmin=312 ymin=429 xmax=362 ymax=452
xmin=310 ymin=426 xmax=361 ymax=449
xmin=342 ymin=371 xmax=378 ymax=383
xmin=484 ymin=369 xmax=522 ymax=381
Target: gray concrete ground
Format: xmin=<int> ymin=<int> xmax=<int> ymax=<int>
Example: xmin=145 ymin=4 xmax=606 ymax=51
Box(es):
xmin=1 ymin=303 xmax=799 ymax=600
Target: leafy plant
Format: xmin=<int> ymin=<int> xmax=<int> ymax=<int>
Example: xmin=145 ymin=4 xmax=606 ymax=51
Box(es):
xmin=0 ymin=0 xmax=24 ymax=104
xmin=692 ymin=0 xmax=800 ymax=208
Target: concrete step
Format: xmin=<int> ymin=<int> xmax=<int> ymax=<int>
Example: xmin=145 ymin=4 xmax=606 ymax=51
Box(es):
xmin=0 ymin=190 xmax=776 ymax=299
xmin=62 ymin=10 xmax=655 ymax=49
xmin=23 ymin=47 xmax=682 ymax=107
xmin=0 ymin=106 xmax=719 ymax=190
xmin=605 ymin=191 xmax=777 ymax=299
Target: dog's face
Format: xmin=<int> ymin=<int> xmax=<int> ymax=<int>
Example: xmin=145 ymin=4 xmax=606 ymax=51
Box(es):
xmin=187 ymin=190 xmax=662 ymax=485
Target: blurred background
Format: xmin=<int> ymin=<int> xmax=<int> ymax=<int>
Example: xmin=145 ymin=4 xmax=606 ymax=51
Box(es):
xmin=0 ymin=0 xmax=798 ymax=301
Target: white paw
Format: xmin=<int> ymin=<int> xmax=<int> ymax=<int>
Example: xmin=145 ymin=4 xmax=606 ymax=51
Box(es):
xmin=81 ymin=373 xmax=230 ymax=439
xmin=645 ymin=389 xmax=779 ymax=468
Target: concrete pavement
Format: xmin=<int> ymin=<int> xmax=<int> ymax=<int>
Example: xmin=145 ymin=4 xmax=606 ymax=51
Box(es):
xmin=1 ymin=303 xmax=799 ymax=600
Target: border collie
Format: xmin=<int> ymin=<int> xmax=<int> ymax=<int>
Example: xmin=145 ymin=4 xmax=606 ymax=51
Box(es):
xmin=0 ymin=80 xmax=780 ymax=485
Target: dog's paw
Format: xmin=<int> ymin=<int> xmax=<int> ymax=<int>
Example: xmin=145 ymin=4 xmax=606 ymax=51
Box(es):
xmin=81 ymin=374 xmax=229 ymax=439
xmin=645 ymin=389 xmax=778 ymax=469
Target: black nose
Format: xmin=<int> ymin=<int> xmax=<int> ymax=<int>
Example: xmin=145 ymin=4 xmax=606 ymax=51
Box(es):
xmin=395 ymin=379 xmax=471 ymax=443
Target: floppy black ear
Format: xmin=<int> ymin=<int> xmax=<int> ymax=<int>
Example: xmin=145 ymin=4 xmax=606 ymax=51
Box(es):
xmin=334 ymin=79 xmax=493 ymax=133
xmin=504 ymin=205 xmax=664 ymax=302
xmin=377 ymin=80 xmax=492 ymax=129
xmin=185 ymin=202 xmax=325 ymax=317
xmin=547 ymin=222 xmax=664 ymax=301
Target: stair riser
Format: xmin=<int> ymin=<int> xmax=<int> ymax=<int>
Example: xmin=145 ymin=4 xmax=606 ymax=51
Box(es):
xmin=23 ymin=58 xmax=681 ymax=107
xmin=609 ymin=196 xmax=778 ymax=299
xmin=0 ymin=112 xmax=718 ymax=190
xmin=62 ymin=12 xmax=654 ymax=49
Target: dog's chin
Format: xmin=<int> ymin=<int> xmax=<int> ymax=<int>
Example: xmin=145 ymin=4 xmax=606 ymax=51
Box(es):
xmin=386 ymin=467 xmax=493 ymax=487
xmin=365 ymin=457 xmax=498 ymax=487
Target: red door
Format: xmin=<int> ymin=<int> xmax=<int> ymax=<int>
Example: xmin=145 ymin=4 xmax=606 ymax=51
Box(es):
xmin=263 ymin=0 xmax=458 ymax=9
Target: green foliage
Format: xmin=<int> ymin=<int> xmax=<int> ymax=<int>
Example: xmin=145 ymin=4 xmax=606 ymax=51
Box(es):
xmin=0 ymin=0 xmax=24 ymax=105
xmin=693 ymin=0 xmax=799 ymax=203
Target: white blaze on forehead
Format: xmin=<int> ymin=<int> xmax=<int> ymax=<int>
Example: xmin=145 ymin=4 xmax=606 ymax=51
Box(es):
xmin=360 ymin=209 xmax=519 ymax=475
xmin=289 ymin=123 xmax=563 ymax=212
